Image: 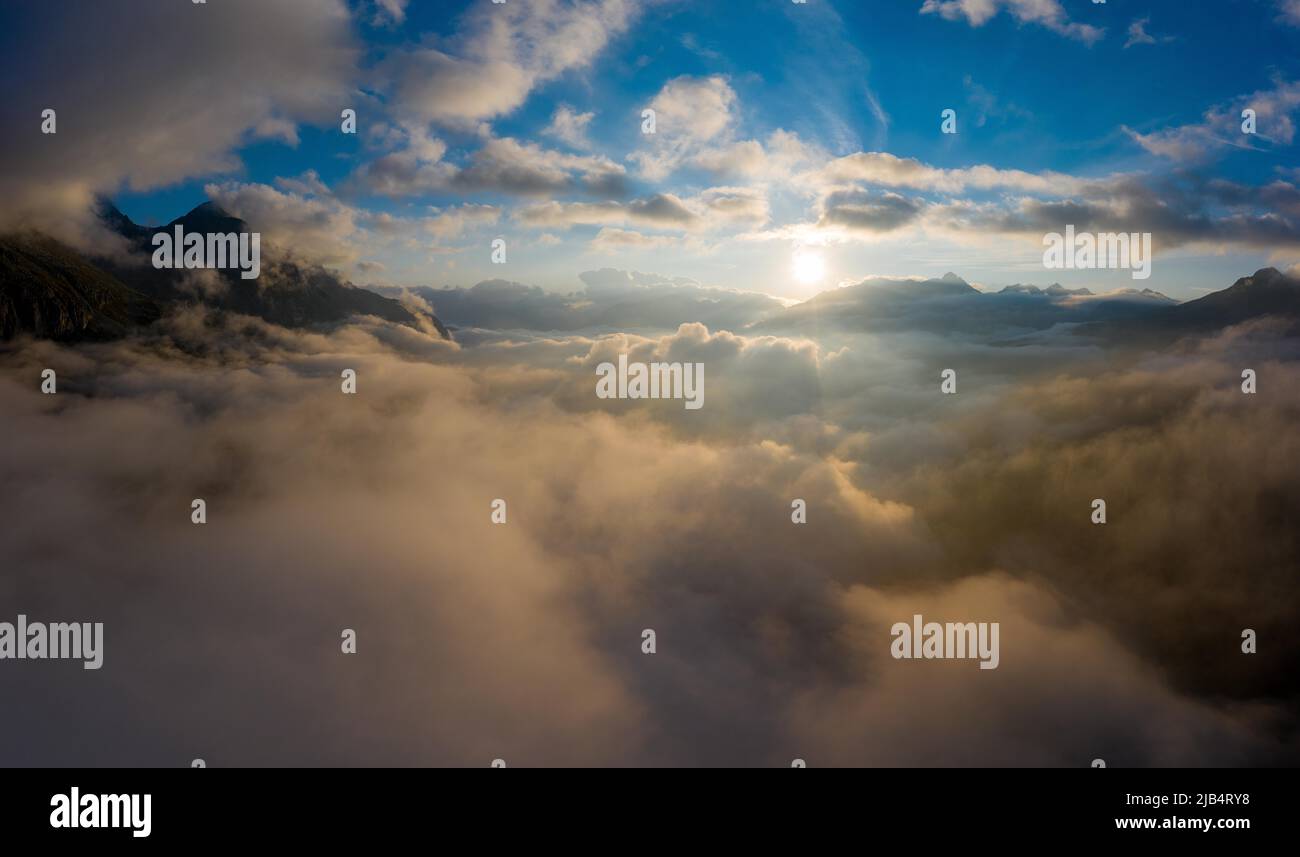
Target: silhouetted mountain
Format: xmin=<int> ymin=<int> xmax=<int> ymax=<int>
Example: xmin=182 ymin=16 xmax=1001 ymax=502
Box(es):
xmin=1000 ymin=283 xmax=1095 ymax=297
xmin=767 ymin=274 xmax=978 ymax=328
xmin=754 ymin=273 xmax=1182 ymax=338
xmin=407 ymin=271 xmax=790 ymax=333
xmin=1085 ymin=267 xmax=1300 ymax=342
xmin=1169 ymin=267 xmax=1300 ymax=328
xmin=2 ymin=201 xmax=451 ymax=342
xmin=93 ymin=201 xmax=450 ymax=338
xmin=0 ymin=233 xmax=160 ymax=340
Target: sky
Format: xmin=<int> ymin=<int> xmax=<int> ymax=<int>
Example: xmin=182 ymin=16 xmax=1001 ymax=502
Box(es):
xmin=3 ymin=0 xmax=1300 ymax=300
xmin=4 ymin=1 xmax=1300 ymax=768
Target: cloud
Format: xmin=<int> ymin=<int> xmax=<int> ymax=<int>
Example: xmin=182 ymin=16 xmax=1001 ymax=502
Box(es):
xmin=0 ymin=0 xmax=359 ymax=244
xmin=1124 ymin=79 xmax=1300 ymax=162
xmin=919 ymin=0 xmax=1104 ymax=44
xmin=453 ymin=136 xmax=628 ymax=197
xmin=204 ymin=181 xmax=364 ymax=266
xmin=353 ymin=128 xmax=627 ymax=198
xmin=817 ymin=189 xmax=925 ymax=234
xmin=765 ymin=151 xmax=1300 ymax=257
xmin=695 ymin=187 xmax=771 ymax=229
xmin=892 ymin=325 xmax=1300 ymax=709
xmin=518 ymin=195 xmax=697 ymax=229
xmin=379 ymin=0 xmax=637 ymax=128
xmin=788 ymin=574 xmax=1282 ymax=766
xmin=1123 ymin=17 xmax=1173 ymax=49
xmin=369 ymin=0 xmax=408 ymax=26
xmin=3 ymin=304 xmax=1297 ymax=765
xmin=424 ymin=204 xmax=502 ymax=240
xmin=544 ymin=104 xmax=596 ymax=149
xmin=689 ymin=130 xmax=825 ymax=182
xmin=1281 ymin=0 xmax=1300 ymax=26
xmin=516 ymin=187 xmax=768 ymax=233
xmin=920 ymin=175 xmax=1300 ymax=253
xmin=812 ymin=151 xmax=1094 ymax=196
xmin=349 ymin=125 xmax=458 ymax=197
xmin=630 ymin=75 xmax=740 ymax=180
xmin=589 ymin=228 xmax=682 ymax=251
xmin=963 ymin=74 xmax=1033 ymax=127
xmin=411 ymin=268 xmax=789 ymax=333
xmin=202 ymin=178 xmax=501 ymax=280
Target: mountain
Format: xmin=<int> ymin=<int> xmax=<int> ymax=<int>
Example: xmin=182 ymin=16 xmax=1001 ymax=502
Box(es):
xmin=1167 ymin=267 xmax=1300 ymax=328
xmin=759 ymin=273 xmax=978 ymax=331
xmin=753 ymin=273 xmax=1178 ymax=338
xmin=0 ymin=201 xmax=450 ymax=342
xmin=752 ymin=269 xmax=1300 ymax=340
xmin=999 ymin=283 xmax=1095 ymax=297
xmin=94 ymin=201 xmax=450 ymax=338
xmin=1084 ymin=267 xmax=1300 ymax=342
xmin=0 ymin=233 xmax=160 ymax=340
xmin=405 ymin=271 xmax=791 ymax=333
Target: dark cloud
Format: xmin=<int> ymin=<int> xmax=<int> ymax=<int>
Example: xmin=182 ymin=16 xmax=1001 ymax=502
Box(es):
xmin=450 ymin=137 xmax=630 ymax=198
xmin=0 ymin=0 xmax=358 ymax=244
xmin=928 ymin=172 xmax=1300 ymax=253
xmin=885 ymin=321 xmax=1300 ymax=706
xmin=818 ymin=189 xmax=924 ymax=233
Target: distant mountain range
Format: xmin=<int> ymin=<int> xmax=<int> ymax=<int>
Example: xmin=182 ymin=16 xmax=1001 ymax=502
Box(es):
xmin=0 ymin=201 xmax=448 ymax=342
xmin=751 ymin=270 xmax=1300 ymax=340
xmin=4 ymin=203 xmax=1299 ymax=344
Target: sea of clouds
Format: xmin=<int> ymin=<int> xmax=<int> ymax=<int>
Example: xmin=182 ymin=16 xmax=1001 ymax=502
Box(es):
xmin=2 ymin=298 xmax=1297 ymax=766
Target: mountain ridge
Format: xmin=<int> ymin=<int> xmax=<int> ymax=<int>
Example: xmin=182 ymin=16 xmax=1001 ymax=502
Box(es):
xmin=0 ymin=201 xmax=450 ymax=342
xmin=749 ymin=268 xmax=1298 ymax=339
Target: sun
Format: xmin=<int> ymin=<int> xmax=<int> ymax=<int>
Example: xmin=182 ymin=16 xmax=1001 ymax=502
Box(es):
xmin=792 ymin=250 xmax=825 ymax=285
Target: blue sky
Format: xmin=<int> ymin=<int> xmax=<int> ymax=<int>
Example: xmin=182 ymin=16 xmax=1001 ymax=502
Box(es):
xmin=7 ymin=0 xmax=1300 ymax=299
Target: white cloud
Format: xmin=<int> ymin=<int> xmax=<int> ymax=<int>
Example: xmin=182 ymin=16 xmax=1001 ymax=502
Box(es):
xmin=204 ymin=180 xmax=500 ymax=276
xmin=204 ymin=180 xmax=364 ymax=265
xmin=424 ymin=204 xmax=502 ymax=240
xmin=454 ymin=136 xmax=627 ymax=196
xmin=1124 ymin=78 xmax=1300 ymax=162
xmin=690 ymin=130 xmax=825 ymax=183
xmin=545 ymin=104 xmax=596 ymax=149
xmin=353 ymin=128 xmax=627 ymax=198
xmin=811 ymin=151 xmax=1095 ymax=196
xmin=371 ymin=0 xmax=408 ymax=26
xmin=1125 ymin=18 xmax=1154 ymax=48
xmin=381 ymin=0 xmax=638 ymax=128
xmin=630 ymin=75 xmax=739 ymax=180
xmin=589 ymin=227 xmax=683 ymax=251
xmin=350 ymin=125 xmax=457 ymax=196
xmin=919 ymin=0 xmax=1104 ymax=44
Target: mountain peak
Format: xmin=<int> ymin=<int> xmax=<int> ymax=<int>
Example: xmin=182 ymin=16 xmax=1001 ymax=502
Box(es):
xmin=185 ymin=201 xmax=235 ymax=220
xmin=93 ymin=196 xmax=144 ymax=239
xmin=1246 ymin=267 xmax=1287 ymax=285
xmin=940 ymin=272 xmax=967 ymax=285
xmin=168 ymin=200 xmax=246 ymax=231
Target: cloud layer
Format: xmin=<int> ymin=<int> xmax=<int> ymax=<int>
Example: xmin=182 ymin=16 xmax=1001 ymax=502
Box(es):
xmin=2 ymin=303 xmax=1296 ymax=766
